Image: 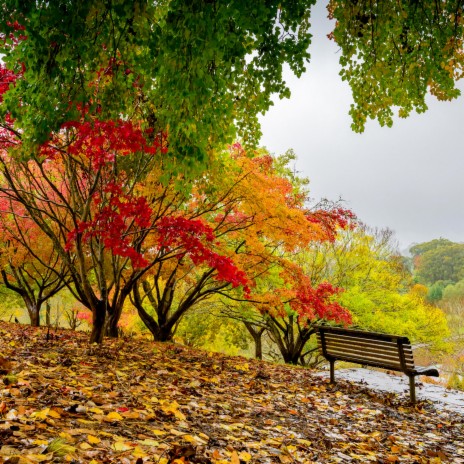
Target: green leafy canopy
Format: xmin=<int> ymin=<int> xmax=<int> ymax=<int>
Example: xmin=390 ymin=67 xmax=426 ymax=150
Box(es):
xmin=2 ymin=1 xmax=464 ymax=172
xmin=0 ymin=0 xmax=314 ymax=174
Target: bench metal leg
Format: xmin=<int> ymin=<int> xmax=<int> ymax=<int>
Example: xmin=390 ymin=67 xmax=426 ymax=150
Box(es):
xmin=329 ymin=359 xmax=335 ymax=384
xmin=408 ymin=375 xmax=416 ymax=404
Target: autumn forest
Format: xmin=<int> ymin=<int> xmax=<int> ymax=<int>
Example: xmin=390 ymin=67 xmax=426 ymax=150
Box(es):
xmin=0 ymin=1 xmax=464 ymax=463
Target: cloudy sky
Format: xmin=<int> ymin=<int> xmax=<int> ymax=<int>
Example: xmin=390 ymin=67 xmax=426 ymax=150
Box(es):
xmin=260 ymin=1 xmax=464 ymax=251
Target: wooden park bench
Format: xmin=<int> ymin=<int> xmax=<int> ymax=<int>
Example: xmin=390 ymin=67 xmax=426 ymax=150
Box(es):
xmin=315 ymin=326 xmax=439 ymax=403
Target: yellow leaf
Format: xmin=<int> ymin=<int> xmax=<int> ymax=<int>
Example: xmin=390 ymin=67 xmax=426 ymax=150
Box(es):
xmin=80 ymin=443 xmax=92 ymax=450
xmin=132 ymin=446 xmax=148 ymax=458
xmin=152 ymin=429 xmax=167 ymax=436
xmin=170 ymin=428 xmax=186 ymax=436
xmin=32 ymin=408 xmax=51 ymax=420
xmin=234 ymin=363 xmax=249 ymax=372
xmin=24 ymin=453 xmax=54 ymax=462
xmin=33 ymin=439 xmax=49 ymax=445
xmin=89 ymin=407 xmax=104 ymax=414
xmin=87 ymin=435 xmax=100 ymax=444
xmin=105 ymin=411 xmax=123 ymax=421
xmin=173 ymin=409 xmax=186 ymax=420
xmin=113 ymin=441 xmax=133 ymax=452
xmin=297 ymin=439 xmax=312 ymax=447
xmin=48 ymin=409 xmax=61 ymax=419
xmin=140 ymin=439 xmax=160 ymax=447
xmin=183 ymin=435 xmax=206 ymax=445
xmin=161 ymin=400 xmax=186 ymax=421
xmin=122 ymin=411 xmax=140 ymax=419
xmin=238 ymin=451 xmax=252 ymax=462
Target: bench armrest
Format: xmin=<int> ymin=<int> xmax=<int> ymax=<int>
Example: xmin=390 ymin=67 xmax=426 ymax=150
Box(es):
xmin=411 ymin=366 xmax=439 ymax=377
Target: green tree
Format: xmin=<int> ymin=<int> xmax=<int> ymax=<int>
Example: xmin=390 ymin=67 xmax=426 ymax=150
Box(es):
xmin=443 ymin=279 xmax=464 ymax=301
xmin=304 ymin=227 xmax=450 ymax=350
xmin=428 ymin=282 xmax=446 ymax=303
xmin=410 ymin=238 xmax=455 ymax=258
xmin=0 ymin=1 xmax=314 ymax=172
xmin=330 ymin=0 xmax=464 ymax=132
xmin=415 ymin=244 xmax=464 ymax=285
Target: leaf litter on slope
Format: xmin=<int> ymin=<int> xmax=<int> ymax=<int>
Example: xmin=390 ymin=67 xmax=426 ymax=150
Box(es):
xmin=0 ymin=321 xmax=463 ymax=463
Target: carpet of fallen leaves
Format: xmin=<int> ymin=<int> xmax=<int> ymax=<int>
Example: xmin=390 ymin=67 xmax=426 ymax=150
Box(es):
xmin=0 ymin=322 xmax=463 ymax=464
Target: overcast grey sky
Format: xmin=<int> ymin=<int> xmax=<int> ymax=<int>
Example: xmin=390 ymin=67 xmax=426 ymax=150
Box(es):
xmin=260 ymin=1 xmax=464 ymax=250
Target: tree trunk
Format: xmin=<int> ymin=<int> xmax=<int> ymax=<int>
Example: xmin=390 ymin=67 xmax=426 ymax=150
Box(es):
xmin=45 ymin=302 xmax=51 ymax=327
xmin=244 ymin=322 xmax=265 ymax=360
xmin=282 ymin=350 xmax=300 ymax=365
xmin=90 ymin=302 xmax=106 ymax=344
xmin=266 ymin=317 xmax=312 ymax=366
xmin=136 ymin=303 xmax=174 ymax=341
xmin=106 ymin=312 xmax=120 ymax=338
xmin=132 ymin=284 xmax=176 ymax=342
xmin=28 ymin=304 xmax=41 ymax=327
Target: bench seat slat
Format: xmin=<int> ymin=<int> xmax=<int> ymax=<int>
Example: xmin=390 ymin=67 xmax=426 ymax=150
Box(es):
xmin=321 ymin=327 xmax=410 ymax=343
xmin=325 ymin=345 xmax=414 ymax=362
xmin=322 ymin=336 xmax=413 ymax=355
xmin=325 ymin=347 xmax=415 ymax=368
xmin=316 ymin=326 xmax=410 ymax=343
xmin=322 ymin=333 xmax=413 ymax=351
xmin=327 ymin=355 xmax=404 ymax=371
xmin=322 ymin=333 xmax=399 ymax=345
xmin=319 ymin=338 xmax=414 ymax=361
xmin=324 ymin=340 xmax=414 ymax=362
xmin=325 ymin=343 xmax=401 ymax=360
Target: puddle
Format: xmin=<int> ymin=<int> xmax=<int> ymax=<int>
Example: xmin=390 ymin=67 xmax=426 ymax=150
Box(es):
xmin=317 ymin=368 xmax=464 ymax=414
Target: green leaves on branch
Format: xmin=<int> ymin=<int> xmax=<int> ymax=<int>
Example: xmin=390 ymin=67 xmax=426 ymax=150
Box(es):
xmin=0 ymin=0 xmax=314 ymax=174
xmin=329 ymin=0 xmax=464 ymax=131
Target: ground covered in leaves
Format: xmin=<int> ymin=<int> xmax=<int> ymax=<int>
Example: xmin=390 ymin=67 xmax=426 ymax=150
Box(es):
xmin=0 ymin=322 xmax=463 ymax=464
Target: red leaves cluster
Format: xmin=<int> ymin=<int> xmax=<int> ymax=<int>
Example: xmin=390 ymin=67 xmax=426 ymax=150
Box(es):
xmin=307 ymin=207 xmax=356 ymax=242
xmin=0 ymin=66 xmax=17 ymax=103
xmin=66 ymin=183 xmax=152 ymax=268
xmin=0 ymin=65 xmax=20 ymax=150
xmin=62 ymin=119 xmax=163 ymax=168
xmin=158 ymin=216 xmax=250 ymax=296
xmin=292 ymin=280 xmax=352 ymax=325
xmin=1 ymin=21 xmax=26 ymax=49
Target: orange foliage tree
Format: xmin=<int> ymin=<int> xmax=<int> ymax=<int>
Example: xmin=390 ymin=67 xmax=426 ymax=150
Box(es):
xmin=0 ymin=197 xmax=68 ymax=326
xmin=131 ymin=146 xmax=354 ymax=350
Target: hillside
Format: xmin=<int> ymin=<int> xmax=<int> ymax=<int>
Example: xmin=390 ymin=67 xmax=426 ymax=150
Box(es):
xmin=0 ymin=322 xmax=463 ymax=463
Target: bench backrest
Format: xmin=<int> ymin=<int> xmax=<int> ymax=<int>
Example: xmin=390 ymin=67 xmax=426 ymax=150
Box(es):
xmin=316 ymin=326 xmax=416 ymax=373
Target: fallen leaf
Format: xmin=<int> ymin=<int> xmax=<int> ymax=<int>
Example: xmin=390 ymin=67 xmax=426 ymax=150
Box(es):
xmin=105 ymin=411 xmax=123 ymax=422
xmin=87 ymin=435 xmax=100 ymax=444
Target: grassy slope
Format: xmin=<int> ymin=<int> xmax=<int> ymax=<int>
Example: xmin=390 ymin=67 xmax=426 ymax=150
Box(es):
xmin=0 ymin=321 xmax=463 ymax=464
